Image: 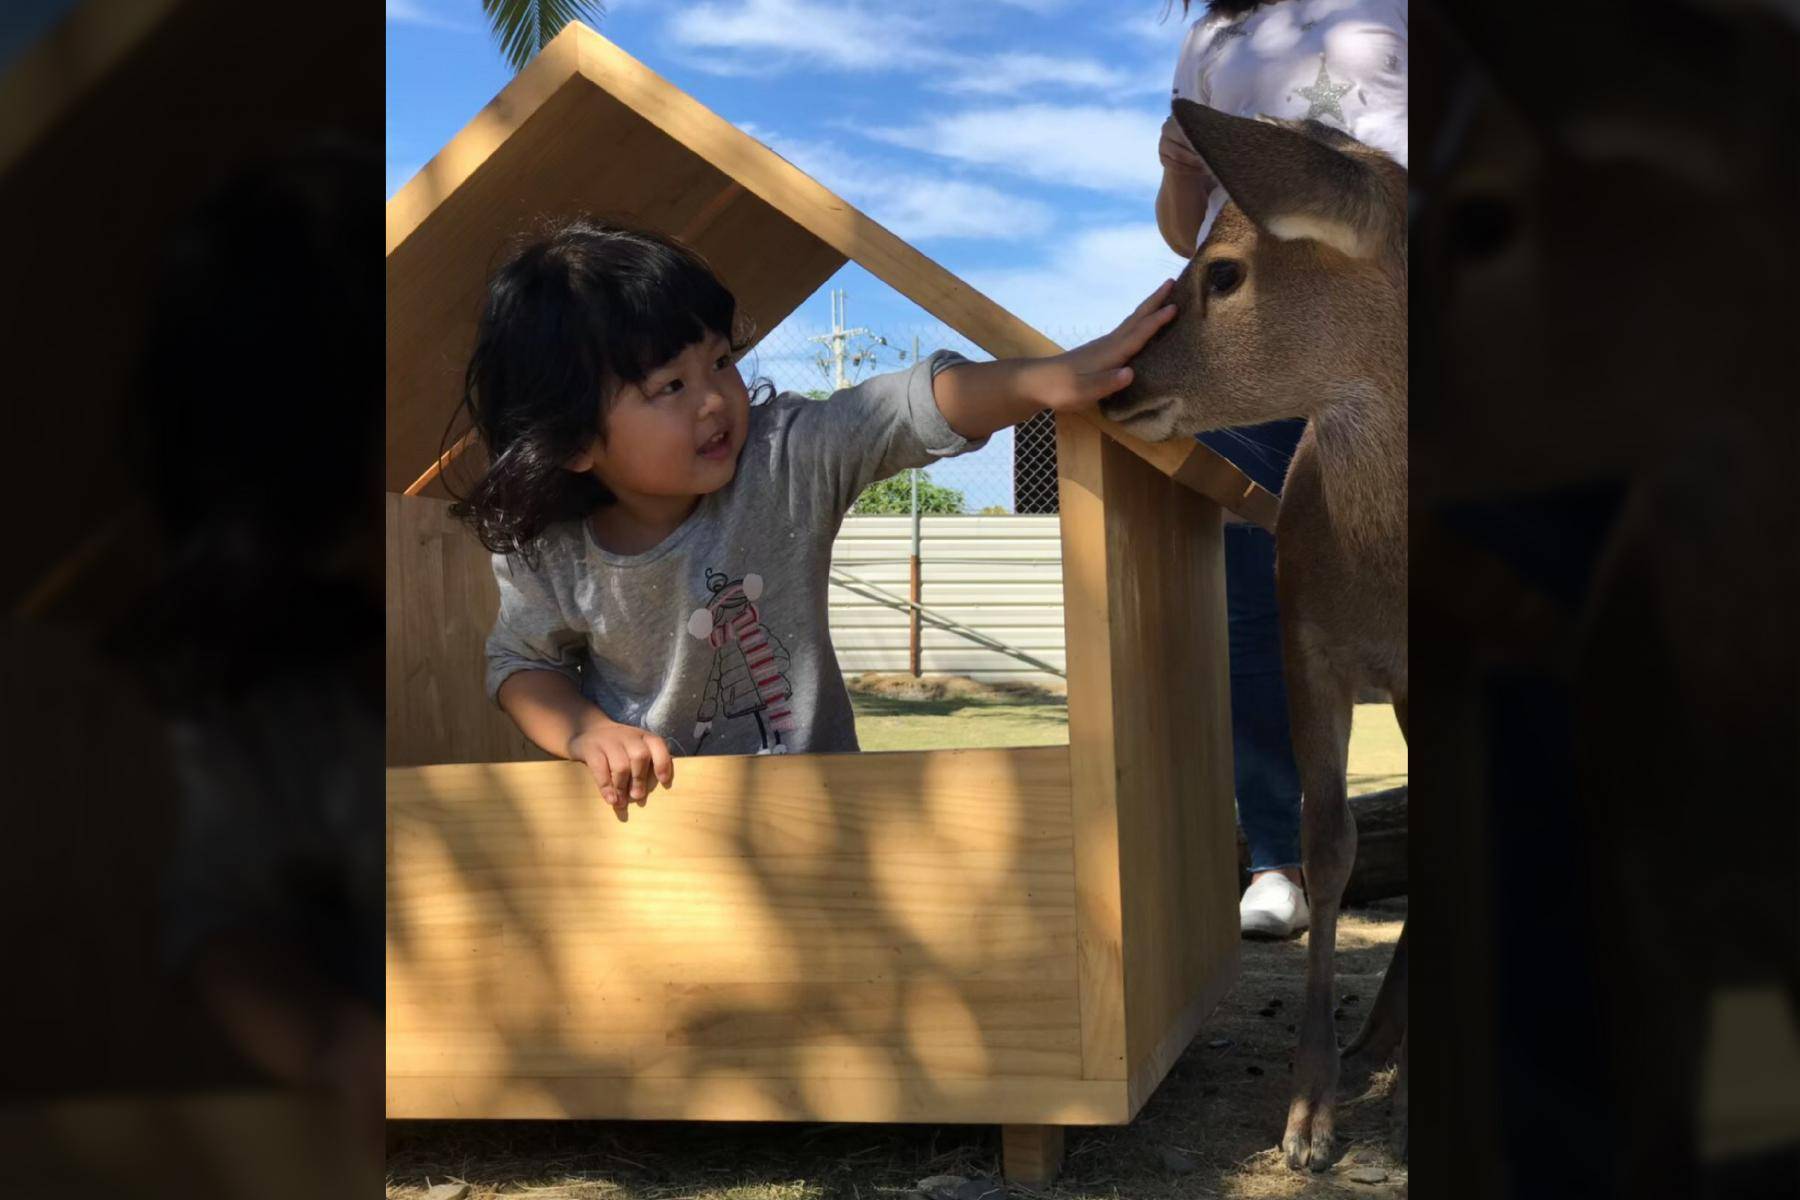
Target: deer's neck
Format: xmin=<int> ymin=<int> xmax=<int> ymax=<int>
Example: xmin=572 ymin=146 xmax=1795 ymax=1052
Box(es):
xmin=1310 ymin=381 xmax=1407 ymax=562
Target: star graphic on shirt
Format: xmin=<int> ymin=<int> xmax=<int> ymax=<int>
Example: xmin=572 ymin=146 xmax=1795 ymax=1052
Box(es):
xmin=1208 ymin=21 xmax=1250 ymax=53
xmin=1294 ymin=55 xmax=1353 ymax=124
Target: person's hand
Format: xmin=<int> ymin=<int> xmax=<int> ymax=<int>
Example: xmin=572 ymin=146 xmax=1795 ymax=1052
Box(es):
xmin=1159 ymin=113 xmax=1211 ymax=176
xmin=568 ymin=718 xmax=673 ymax=821
xmin=1011 ymin=280 xmax=1178 ymax=413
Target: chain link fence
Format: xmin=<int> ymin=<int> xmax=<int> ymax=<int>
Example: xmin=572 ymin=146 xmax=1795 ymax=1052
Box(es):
xmin=743 ymin=284 xmax=1100 ymax=517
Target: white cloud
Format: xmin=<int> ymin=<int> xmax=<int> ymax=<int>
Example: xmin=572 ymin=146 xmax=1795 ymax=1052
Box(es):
xmin=932 ymin=52 xmax=1135 ymax=98
xmin=386 ymin=0 xmax=472 ymax=31
xmin=878 ymin=178 xmax=1055 ymax=241
xmin=667 ymin=0 xmax=1169 ymax=99
xmin=964 ymin=222 xmax=1187 ymax=340
xmin=667 ymin=0 xmax=948 ymax=72
xmin=743 ymin=124 xmax=1054 ymax=242
xmin=869 ymin=104 xmax=1165 ymax=195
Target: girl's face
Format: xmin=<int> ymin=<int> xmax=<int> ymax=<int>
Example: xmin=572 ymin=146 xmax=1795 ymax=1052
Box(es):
xmin=570 ymin=331 xmax=751 ymax=506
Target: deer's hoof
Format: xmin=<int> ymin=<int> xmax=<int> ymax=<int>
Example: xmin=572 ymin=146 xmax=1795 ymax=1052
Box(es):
xmin=1282 ymin=1124 xmax=1336 ymax=1172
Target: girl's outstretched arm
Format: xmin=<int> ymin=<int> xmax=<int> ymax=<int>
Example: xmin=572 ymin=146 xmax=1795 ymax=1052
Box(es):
xmin=930 ymin=279 xmax=1178 ymax=441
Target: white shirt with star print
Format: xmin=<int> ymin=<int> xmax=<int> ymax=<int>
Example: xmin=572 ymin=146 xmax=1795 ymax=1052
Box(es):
xmin=1173 ymin=0 xmax=1407 ymax=248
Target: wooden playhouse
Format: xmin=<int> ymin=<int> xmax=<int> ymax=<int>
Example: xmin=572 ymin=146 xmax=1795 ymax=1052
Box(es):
xmin=385 ymin=24 xmax=1277 ymax=1182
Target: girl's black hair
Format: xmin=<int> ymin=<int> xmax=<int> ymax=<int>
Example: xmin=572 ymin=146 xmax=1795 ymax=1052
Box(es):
xmin=446 ymin=218 xmax=770 ymax=560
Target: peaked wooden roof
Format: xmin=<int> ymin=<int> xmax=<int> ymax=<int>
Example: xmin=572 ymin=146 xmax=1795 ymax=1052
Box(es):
xmin=386 ymin=22 xmax=1275 ymax=525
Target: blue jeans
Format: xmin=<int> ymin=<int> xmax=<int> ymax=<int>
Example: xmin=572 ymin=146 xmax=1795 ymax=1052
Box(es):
xmin=1224 ymin=520 xmax=1303 ymax=873
xmin=1198 ymin=422 xmax=1305 ymax=876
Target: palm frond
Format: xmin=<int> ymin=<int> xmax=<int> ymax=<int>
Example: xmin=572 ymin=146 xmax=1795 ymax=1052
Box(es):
xmin=482 ymin=0 xmax=605 ymax=73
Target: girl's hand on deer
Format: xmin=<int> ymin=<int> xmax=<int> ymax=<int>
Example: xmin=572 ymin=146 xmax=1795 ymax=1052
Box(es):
xmin=1014 ymin=279 xmax=1177 ymax=413
xmin=569 ymin=718 xmax=674 ymax=821
xmin=931 ymin=280 xmax=1177 ymax=439
xmin=1159 ymin=114 xmax=1214 ymax=182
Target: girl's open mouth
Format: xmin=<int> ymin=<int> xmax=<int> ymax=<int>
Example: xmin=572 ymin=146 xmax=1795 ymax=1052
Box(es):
xmin=697 ymin=427 xmax=732 ymax=460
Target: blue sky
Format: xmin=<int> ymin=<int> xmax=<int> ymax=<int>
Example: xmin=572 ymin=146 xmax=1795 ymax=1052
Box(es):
xmin=388 ymin=0 xmax=1198 ymax=509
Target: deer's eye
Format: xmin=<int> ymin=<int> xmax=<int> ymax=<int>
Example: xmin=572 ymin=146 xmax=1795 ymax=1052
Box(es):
xmin=1205 ymin=259 xmax=1244 ymax=296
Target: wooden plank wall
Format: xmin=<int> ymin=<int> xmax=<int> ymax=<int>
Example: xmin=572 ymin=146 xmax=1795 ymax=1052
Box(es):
xmin=386 ymin=493 xmax=543 ymax=768
xmin=1056 ymin=415 xmax=1240 ymax=1112
xmin=386 ymin=746 xmax=1120 ymax=1125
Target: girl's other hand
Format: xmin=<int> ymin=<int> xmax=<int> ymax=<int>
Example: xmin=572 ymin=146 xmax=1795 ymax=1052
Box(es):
xmin=1014 ymin=279 xmax=1178 ymax=413
xmin=569 ymin=719 xmax=674 ymax=821
xmin=1159 ymin=113 xmax=1211 ymax=176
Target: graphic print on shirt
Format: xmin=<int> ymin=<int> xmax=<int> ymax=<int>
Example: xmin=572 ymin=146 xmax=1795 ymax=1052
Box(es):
xmin=1292 ymin=54 xmax=1353 ymax=125
xmin=685 ymin=568 xmax=794 ymax=755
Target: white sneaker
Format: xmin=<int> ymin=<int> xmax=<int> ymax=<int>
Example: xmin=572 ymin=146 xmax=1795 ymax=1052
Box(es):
xmin=1240 ymin=873 xmax=1309 ymax=940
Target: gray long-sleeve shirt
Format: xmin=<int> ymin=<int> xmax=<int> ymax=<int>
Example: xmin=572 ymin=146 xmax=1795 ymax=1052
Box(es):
xmin=484 ymin=349 xmax=984 ymax=757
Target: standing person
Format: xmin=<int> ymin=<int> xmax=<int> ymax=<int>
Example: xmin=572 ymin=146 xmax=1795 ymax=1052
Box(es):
xmin=1155 ymin=0 xmax=1407 ymax=939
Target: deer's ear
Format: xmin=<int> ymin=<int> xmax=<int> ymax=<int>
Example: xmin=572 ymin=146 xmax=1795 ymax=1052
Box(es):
xmin=1173 ymin=99 xmax=1391 ymax=259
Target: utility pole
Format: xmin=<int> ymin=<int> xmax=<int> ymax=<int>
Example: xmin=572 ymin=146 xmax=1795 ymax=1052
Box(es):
xmin=808 ymin=289 xmax=870 ymax=389
xmin=909 ymin=332 xmax=923 ymax=677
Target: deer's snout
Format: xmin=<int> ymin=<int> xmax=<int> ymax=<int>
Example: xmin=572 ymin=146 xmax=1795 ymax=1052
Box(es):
xmin=1099 ymin=378 xmax=1147 ymax=419
xmin=1100 ymin=375 xmax=1184 ymax=443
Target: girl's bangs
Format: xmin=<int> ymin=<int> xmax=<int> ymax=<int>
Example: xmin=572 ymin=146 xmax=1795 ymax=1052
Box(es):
xmin=602 ymin=258 xmax=736 ymax=385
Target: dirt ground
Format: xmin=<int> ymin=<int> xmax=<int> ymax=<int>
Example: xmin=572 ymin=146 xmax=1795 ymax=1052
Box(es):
xmin=386 ymin=900 xmax=1408 ymax=1200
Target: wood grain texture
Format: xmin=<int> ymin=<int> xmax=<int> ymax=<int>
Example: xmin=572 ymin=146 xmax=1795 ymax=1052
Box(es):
xmin=387 ymin=747 xmax=1103 ymax=1123
xmin=386 ymin=493 xmax=543 ymax=768
xmin=1055 ymin=416 xmax=1240 ymax=1111
xmin=1001 ymin=1124 xmax=1066 ymax=1185
xmin=383 ymin=22 xmax=1264 ymax=523
xmin=1100 ymin=434 xmax=1241 ymax=1105
xmin=387 ymin=1075 xmax=1127 ymax=1125
xmin=1055 ymin=415 xmax=1129 ymax=1083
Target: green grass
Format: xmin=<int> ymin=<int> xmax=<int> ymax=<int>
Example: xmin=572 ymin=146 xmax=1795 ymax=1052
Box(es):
xmin=849 ymin=689 xmax=1069 ymax=751
xmin=851 ymin=687 xmax=1407 ymax=797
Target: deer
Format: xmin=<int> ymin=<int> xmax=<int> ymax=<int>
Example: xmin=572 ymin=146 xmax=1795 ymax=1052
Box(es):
xmin=1099 ymin=99 xmax=1408 ymax=1170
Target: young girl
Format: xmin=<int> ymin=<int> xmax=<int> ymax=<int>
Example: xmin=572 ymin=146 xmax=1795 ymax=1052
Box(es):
xmin=452 ymin=218 xmax=1174 ymax=821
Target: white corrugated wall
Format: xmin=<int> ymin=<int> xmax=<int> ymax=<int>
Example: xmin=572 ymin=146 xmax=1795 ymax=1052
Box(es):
xmin=828 ymin=515 xmax=1065 ymax=685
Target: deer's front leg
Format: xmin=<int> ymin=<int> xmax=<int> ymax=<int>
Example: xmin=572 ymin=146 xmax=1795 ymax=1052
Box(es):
xmin=1280 ymin=634 xmax=1357 ymax=1171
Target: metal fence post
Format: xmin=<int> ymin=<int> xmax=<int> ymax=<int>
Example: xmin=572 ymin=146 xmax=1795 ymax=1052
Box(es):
xmin=909 ymin=335 xmax=923 ymax=677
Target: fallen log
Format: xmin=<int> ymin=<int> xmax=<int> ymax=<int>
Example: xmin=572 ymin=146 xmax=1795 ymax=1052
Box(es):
xmin=1236 ymin=785 xmax=1407 ymax=906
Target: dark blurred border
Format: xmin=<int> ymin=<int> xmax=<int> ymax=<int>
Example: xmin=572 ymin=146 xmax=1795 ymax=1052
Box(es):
xmin=1410 ymin=2 xmax=1798 ymax=1195
xmin=0 ymin=1 xmax=382 ymax=1194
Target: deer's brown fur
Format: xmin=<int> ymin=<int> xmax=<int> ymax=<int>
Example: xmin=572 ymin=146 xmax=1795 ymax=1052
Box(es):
xmin=1102 ymin=102 xmax=1408 ymax=1170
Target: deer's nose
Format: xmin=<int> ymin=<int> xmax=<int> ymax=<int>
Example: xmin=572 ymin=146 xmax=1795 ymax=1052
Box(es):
xmin=1100 ymin=379 xmax=1144 ymax=418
